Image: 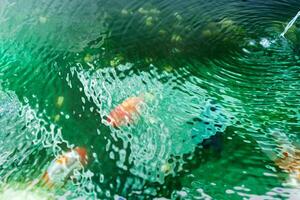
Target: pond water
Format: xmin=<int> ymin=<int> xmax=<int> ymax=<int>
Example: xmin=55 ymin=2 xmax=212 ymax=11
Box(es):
xmin=1 ymin=0 xmax=300 ymax=199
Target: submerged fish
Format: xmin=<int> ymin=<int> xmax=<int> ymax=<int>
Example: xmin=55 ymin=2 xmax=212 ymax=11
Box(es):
xmin=269 ymin=149 xmax=300 ymax=188
xmin=107 ymin=96 xmax=145 ymax=127
xmin=264 ymin=130 xmax=300 ymax=185
xmin=274 ymin=150 xmax=300 ymax=184
xmin=41 ymin=147 xmax=88 ymax=187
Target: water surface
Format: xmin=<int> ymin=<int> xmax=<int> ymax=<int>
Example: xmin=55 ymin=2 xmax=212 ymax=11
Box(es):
xmin=1 ymin=0 xmax=300 ymax=199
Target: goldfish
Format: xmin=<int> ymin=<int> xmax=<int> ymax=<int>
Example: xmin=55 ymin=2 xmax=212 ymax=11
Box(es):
xmin=107 ymin=96 xmax=144 ymax=127
xmin=41 ymin=147 xmax=88 ymax=187
xmin=275 ymin=151 xmax=300 ymax=181
xmin=267 ymin=131 xmax=300 ymax=183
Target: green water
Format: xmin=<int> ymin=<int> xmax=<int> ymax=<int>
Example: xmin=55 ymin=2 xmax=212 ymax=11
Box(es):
xmin=1 ymin=0 xmax=300 ymax=199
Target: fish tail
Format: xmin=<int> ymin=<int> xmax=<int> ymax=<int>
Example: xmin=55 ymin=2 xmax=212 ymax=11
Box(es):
xmin=41 ymin=172 xmax=54 ymax=188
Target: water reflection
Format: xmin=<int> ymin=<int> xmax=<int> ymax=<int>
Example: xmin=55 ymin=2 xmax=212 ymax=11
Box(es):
xmin=1 ymin=0 xmax=300 ymax=199
xmin=74 ymin=63 xmax=233 ymax=186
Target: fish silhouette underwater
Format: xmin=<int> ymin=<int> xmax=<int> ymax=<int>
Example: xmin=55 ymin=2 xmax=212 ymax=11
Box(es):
xmin=107 ymin=96 xmax=144 ymax=127
xmin=40 ymin=147 xmax=88 ymax=187
xmin=106 ymin=93 xmax=154 ymax=128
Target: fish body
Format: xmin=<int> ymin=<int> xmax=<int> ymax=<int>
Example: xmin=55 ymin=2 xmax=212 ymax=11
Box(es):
xmin=107 ymin=96 xmax=144 ymax=127
xmin=42 ymin=147 xmax=87 ymax=187
xmin=275 ymin=151 xmax=300 ymax=181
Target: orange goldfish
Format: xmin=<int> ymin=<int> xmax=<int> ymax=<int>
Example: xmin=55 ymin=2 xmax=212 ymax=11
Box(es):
xmin=275 ymin=151 xmax=300 ymax=180
xmin=41 ymin=147 xmax=88 ymax=187
xmin=107 ymin=96 xmax=144 ymax=127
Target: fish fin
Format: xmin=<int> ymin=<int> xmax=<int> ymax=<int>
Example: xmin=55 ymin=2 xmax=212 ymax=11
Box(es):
xmin=41 ymin=172 xmax=54 ymax=188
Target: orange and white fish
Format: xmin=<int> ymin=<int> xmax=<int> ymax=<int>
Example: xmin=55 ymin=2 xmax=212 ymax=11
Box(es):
xmin=275 ymin=151 xmax=300 ymax=181
xmin=268 ymin=131 xmax=300 ymax=184
xmin=41 ymin=147 xmax=88 ymax=187
xmin=107 ymin=95 xmax=147 ymax=128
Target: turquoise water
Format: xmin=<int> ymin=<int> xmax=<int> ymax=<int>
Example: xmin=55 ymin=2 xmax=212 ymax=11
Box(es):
xmin=1 ymin=0 xmax=300 ymax=199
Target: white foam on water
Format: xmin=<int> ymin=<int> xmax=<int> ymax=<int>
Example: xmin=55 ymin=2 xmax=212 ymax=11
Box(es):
xmin=260 ymin=38 xmax=271 ymax=48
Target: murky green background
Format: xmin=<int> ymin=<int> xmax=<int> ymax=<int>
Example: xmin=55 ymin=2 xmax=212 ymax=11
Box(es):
xmin=1 ymin=0 xmax=300 ymax=199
